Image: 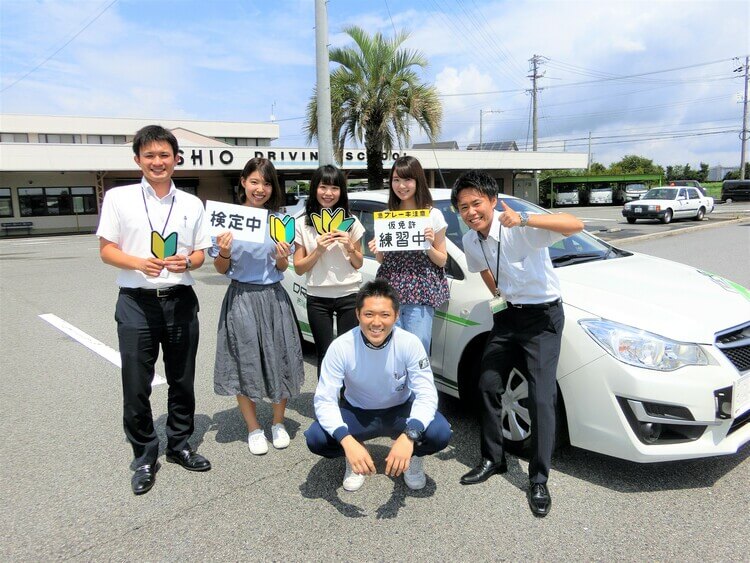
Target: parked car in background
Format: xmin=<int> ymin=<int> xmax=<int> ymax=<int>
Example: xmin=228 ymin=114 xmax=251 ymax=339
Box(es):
xmin=721 ymin=179 xmax=750 ymax=203
xmin=282 ymin=189 xmax=750 ymax=463
xmin=622 ymin=186 xmax=713 ymax=224
xmin=554 ymin=186 xmax=579 ymax=206
xmin=622 ymin=183 xmax=649 ymax=202
xmin=589 ymin=186 xmax=613 ymax=205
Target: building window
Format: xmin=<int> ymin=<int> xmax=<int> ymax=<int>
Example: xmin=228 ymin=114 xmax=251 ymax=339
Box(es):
xmin=18 ymin=187 xmax=97 ymax=216
xmin=0 ymin=133 xmax=29 ymax=143
xmin=216 ymin=137 xmax=257 ymax=146
xmin=87 ymin=134 xmax=127 ymax=144
xmin=0 ymin=188 xmax=13 ymax=217
xmin=38 ymin=134 xmax=82 ymax=144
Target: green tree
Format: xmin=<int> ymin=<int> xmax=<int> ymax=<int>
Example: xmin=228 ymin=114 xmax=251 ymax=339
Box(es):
xmin=609 ymin=154 xmax=664 ymax=176
xmin=305 ymin=26 xmax=442 ymax=189
xmin=724 ymin=163 xmax=750 ymax=180
xmin=697 ymin=162 xmax=709 ymax=183
xmin=589 ymin=162 xmax=607 ymax=174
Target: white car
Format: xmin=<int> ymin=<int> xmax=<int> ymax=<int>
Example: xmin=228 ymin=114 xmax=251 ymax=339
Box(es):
xmin=554 ymin=186 xmax=579 ymax=206
xmin=588 ymin=187 xmax=613 ymax=205
xmin=283 ymin=189 xmax=750 ymax=463
xmin=622 ymin=186 xmax=714 ymax=224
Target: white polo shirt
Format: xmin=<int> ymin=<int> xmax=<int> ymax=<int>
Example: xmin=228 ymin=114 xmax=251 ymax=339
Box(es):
xmin=462 ymin=210 xmax=564 ymax=304
xmin=96 ymin=179 xmax=212 ymax=288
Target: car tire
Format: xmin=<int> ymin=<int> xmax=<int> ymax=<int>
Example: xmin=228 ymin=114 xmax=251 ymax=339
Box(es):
xmin=725 ymin=197 xmax=733 ymax=204
xmin=626 ymin=217 xmax=636 ymax=224
xmin=694 ymin=207 xmax=705 ymax=221
xmin=661 ymin=209 xmax=673 ymax=224
xmin=457 ymin=336 xmax=487 ymax=410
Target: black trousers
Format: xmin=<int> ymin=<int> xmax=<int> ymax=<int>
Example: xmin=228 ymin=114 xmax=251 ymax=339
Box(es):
xmin=306 ymin=293 xmax=358 ymax=378
xmin=115 ymin=286 xmax=200 ymax=467
xmin=478 ymin=301 xmax=564 ymax=484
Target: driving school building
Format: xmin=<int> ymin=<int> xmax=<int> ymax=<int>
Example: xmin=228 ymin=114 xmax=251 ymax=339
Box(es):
xmin=0 ymin=114 xmax=588 ymax=236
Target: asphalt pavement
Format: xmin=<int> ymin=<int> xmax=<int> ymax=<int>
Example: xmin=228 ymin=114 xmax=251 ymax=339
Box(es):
xmin=0 ymin=231 xmax=748 ymax=561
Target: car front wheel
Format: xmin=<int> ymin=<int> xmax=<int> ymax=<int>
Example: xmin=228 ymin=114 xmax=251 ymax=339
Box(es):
xmin=626 ymin=217 xmax=636 ymax=224
xmin=694 ymin=207 xmax=705 ymax=221
xmin=661 ymin=209 xmax=673 ymax=224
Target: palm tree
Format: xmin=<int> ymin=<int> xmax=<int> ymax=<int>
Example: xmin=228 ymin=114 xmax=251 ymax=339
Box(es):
xmin=305 ymin=26 xmax=442 ymax=189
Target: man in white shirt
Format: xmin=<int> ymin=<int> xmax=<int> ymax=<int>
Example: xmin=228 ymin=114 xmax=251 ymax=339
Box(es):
xmin=97 ymin=125 xmax=213 ymax=495
xmin=304 ymin=279 xmax=452 ymax=492
xmin=452 ymin=170 xmax=583 ymax=517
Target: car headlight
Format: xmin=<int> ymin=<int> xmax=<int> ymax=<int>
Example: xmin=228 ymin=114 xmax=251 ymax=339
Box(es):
xmin=579 ymin=319 xmax=708 ymax=371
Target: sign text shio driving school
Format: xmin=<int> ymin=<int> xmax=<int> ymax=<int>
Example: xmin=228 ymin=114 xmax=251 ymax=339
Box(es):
xmin=176 ymin=148 xmax=406 ymax=168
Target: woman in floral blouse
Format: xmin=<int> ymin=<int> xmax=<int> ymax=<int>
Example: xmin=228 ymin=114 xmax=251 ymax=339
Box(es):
xmin=368 ymin=156 xmax=449 ymax=354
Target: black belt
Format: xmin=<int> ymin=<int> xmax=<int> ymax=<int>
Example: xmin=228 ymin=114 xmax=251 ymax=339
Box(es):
xmin=507 ymin=298 xmax=561 ymax=310
xmin=119 ymin=285 xmax=189 ymax=299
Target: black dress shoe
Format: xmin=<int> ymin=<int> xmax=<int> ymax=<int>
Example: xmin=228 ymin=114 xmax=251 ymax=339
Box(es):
xmin=132 ymin=462 xmax=159 ymax=495
xmin=460 ymin=458 xmax=508 ymax=485
xmin=527 ymin=483 xmax=552 ymax=517
xmin=166 ymin=448 xmax=212 ymax=472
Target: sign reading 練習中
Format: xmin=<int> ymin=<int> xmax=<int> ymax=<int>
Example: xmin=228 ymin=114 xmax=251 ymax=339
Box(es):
xmin=373 ymin=209 xmax=431 ymax=252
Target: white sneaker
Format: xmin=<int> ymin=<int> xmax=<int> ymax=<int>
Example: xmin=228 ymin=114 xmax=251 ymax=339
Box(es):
xmin=271 ymin=423 xmax=290 ymax=449
xmin=404 ymin=456 xmax=426 ymax=490
xmin=247 ymin=429 xmax=268 ymax=455
xmin=343 ymin=459 xmax=366 ymax=492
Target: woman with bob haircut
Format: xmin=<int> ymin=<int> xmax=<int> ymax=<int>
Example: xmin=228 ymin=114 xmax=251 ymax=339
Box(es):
xmin=293 ymin=164 xmax=365 ymax=377
xmin=368 ymin=155 xmax=449 ymax=355
xmin=211 ymin=157 xmax=304 ymax=456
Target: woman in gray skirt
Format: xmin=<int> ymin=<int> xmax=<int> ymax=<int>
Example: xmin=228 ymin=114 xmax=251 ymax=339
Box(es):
xmin=211 ymin=157 xmax=304 ymax=455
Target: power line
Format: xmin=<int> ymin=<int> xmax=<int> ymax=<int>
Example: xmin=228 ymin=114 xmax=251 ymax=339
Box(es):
xmin=1 ymin=0 xmax=120 ymax=94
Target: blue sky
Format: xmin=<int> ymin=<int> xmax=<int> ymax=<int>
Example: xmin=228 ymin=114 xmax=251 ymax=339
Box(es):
xmin=1 ymin=0 xmax=748 ymax=169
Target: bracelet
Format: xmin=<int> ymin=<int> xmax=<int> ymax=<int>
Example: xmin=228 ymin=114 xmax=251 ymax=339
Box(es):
xmin=218 ymin=253 xmax=230 ymax=259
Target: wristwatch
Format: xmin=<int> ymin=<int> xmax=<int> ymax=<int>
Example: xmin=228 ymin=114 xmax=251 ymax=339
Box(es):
xmin=519 ymin=211 xmax=529 ymax=227
xmin=404 ymin=426 xmax=424 ymax=444
xmin=185 ymin=256 xmax=193 ymax=270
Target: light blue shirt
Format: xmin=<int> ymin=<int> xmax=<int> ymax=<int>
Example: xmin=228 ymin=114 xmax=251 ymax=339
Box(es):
xmin=314 ymin=326 xmax=438 ymax=441
xmin=208 ymin=211 xmax=289 ymax=285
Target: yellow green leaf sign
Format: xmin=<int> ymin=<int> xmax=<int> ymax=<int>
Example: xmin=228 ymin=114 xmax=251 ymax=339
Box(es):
xmin=151 ymin=231 xmax=178 ymax=259
xmin=269 ymin=214 xmax=296 ymax=244
xmin=310 ymin=207 xmax=355 ymax=236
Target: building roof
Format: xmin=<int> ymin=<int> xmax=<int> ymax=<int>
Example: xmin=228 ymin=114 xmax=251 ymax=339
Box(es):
xmin=466 ymin=141 xmax=519 ymax=151
xmin=411 ymin=140 xmax=459 ymax=150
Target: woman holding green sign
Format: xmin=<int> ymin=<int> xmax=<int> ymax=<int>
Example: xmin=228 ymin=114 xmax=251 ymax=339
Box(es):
xmin=211 ymin=157 xmax=304 ymax=456
xmin=293 ymin=164 xmax=365 ymax=378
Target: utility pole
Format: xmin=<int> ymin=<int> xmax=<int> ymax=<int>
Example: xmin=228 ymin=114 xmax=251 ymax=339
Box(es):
xmin=314 ymin=0 xmax=334 ymax=166
xmin=528 ymin=54 xmax=546 ymax=152
xmin=587 ymin=131 xmax=592 ymax=173
xmin=739 ymin=55 xmax=749 ymax=180
xmin=479 ymin=109 xmax=502 ymax=148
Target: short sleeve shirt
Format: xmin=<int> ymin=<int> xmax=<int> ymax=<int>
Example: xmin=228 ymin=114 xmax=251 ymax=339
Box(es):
xmin=96 ymin=179 xmax=212 ymax=288
xmin=294 ymin=214 xmax=365 ymax=297
xmin=376 ymin=207 xmax=450 ymax=307
xmin=462 ymin=210 xmax=564 ymax=304
xmin=207 ymin=211 xmax=288 ymax=285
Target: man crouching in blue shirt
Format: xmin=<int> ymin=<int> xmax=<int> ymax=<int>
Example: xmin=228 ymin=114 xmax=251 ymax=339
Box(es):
xmin=304 ymin=278 xmax=452 ymax=492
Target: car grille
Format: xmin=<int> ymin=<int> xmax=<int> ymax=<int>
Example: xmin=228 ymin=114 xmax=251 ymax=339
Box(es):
xmin=715 ymin=322 xmax=750 ymax=373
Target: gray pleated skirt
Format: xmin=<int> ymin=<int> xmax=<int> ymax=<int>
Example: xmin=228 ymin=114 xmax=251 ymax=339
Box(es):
xmin=214 ymin=280 xmax=304 ymax=402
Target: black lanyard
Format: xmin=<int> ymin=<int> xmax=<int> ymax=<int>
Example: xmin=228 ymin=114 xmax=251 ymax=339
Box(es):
xmin=480 ymin=231 xmax=501 ymax=295
xmin=141 ymin=187 xmax=175 ymax=236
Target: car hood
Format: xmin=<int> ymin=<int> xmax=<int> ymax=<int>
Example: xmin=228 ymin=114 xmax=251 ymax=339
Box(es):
xmin=559 ymin=254 xmax=750 ymax=343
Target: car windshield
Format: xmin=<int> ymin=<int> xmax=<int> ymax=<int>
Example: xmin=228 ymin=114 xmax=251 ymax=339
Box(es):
xmin=644 ymin=188 xmax=677 ymax=200
xmin=431 ymin=197 xmax=622 ymax=266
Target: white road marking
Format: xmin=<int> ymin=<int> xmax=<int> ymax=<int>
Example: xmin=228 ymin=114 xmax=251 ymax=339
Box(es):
xmin=580 ymin=217 xmax=618 ymax=222
xmin=39 ymin=313 xmax=166 ymax=386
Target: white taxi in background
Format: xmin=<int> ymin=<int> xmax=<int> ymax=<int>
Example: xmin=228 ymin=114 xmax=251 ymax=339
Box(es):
xmin=622 ymin=186 xmax=714 ymax=224
xmin=283 ymin=189 xmax=750 ymax=463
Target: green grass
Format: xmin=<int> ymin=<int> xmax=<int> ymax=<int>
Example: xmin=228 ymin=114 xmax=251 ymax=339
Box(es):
xmin=703 ymin=182 xmax=722 ymax=198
